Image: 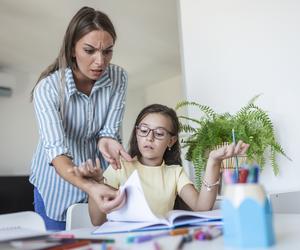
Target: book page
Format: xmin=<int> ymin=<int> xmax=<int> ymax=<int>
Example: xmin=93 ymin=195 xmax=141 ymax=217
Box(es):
xmin=107 ymin=170 xmax=167 ymax=224
xmin=166 ymin=209 xmax=222 ymax=226
xmin=93 ymin=172 xmax=223 ymax=234
xmin=93 ymin=221 xmax=170 ymax=234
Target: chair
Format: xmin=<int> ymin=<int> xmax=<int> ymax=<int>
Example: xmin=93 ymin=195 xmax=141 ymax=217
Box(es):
xmin=0 ymin=211 xmax=46 ymax=231
xmin=66 ymin=203 xmax=94 ymax=230
xmin=270 ymin=191 xmax=300 ymax=213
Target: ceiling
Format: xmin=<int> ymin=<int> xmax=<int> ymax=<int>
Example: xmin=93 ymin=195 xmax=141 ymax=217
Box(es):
xmin=0 ymin=0 xmax=182 ymax=89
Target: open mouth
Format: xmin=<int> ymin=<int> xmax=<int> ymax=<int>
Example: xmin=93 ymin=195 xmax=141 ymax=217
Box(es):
xmin=91 ymin=69 xmax=103 ymax=74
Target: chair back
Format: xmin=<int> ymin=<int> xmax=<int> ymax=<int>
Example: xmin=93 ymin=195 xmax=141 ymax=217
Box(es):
xmin=66 ymin=203 xmax=93 ymax=230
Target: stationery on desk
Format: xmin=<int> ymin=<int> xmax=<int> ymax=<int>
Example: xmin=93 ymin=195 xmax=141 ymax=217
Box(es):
xmin=176 ymin=233 xmax=193 ymax=250
xmin=221 ymin=133 xmax=275 ymax=248
xmin=93 ymin=170 xmax=222 ymax=234
xmin=223 ymin=163 xmax=259 ymax=184
xmin=232 ymin=128 xmax=239 ymax=180
xmin=126 ymin=228 xmax=189 ymax=243
xmin=8 ymin=234 xmax=115 ymax=250
xmin=10 ymin=238 xmax=92 ymax=250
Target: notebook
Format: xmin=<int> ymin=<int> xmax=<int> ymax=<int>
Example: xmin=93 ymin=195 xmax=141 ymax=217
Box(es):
xmin=93 ymin=170 xmax=222 ymax=234
xmin=0 ymin=226 xmax=48 ymax=242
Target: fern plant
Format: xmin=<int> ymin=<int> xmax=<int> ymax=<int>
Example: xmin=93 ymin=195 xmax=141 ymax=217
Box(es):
xmin=176 ymin=95 xmax=290 ymax=189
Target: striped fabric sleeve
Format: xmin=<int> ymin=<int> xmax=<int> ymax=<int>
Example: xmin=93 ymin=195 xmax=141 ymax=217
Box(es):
xmin=33 ymin=79 xmax=71 ymax=163
xmin=98 ymin=69 xmax=128 ymax=142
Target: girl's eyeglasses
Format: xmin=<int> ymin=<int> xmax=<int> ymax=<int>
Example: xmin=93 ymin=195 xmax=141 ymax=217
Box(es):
xmin=136 ymin=124 xmax=173 ymax=140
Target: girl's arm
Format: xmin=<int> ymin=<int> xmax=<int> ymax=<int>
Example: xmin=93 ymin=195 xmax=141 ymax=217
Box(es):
xmin=179 ymin=140 xmax=249 ymax=211
xmin=68 ymin=159 xmax=126 ymax=226
xmin=179 ymin=158 xmax=221 ymax=211
xmin=88 ymin=195 xmax=107 ymax=226
xmin=88 ymin=185 xmax=126 ymax=226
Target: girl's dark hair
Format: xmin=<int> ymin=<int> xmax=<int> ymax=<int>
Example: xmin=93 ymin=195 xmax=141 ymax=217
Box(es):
xmin=128 ymin=104 xmax=182 ymax=166
xmin=31 ymin=6 xmax=116 ymax=100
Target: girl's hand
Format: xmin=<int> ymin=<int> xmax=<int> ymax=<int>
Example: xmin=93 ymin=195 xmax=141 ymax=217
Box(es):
xmin=68 ymin=158 xmax=104 ymax=183
xmin=98 ymin=137 xmax=133 ymax=169
xmin=89 ymin=184 xmax=126 ymax=214
xmin=209 ymin=140 xmax=250 ymax=163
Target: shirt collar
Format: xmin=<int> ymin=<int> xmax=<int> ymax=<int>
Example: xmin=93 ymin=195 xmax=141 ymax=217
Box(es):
xmin=65 ymin=67 xmax=112 ymax=98
xmin=133 ymin=156 xmax=165 ymax=168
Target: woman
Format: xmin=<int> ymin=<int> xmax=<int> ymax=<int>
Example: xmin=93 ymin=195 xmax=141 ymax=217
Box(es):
xmin=30 ymin=6 xmax=132 ymax=230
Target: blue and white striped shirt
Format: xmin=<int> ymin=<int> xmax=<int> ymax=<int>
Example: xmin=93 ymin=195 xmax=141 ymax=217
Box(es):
xmin=29 ymin=64 xmax=128 ymax=221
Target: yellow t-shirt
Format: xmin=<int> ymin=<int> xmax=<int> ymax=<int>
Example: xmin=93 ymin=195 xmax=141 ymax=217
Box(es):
xmin=103 ymin=158 xmax=193 ymax=217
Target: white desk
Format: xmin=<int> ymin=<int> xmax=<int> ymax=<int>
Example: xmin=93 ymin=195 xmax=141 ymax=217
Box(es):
xmin=67 ymin=213 xmax=300 ymax=250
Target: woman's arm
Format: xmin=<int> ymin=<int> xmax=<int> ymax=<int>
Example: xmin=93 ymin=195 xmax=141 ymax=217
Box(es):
xmin=97 ymin=69 xmax=133 ymax=169
xmin=52 ymin=155 xmax=94 ymax=192
xmin=180 ymin=141 xmax=249 ymax=211
xmin=52 ymin=156 xmax=125 ymax=215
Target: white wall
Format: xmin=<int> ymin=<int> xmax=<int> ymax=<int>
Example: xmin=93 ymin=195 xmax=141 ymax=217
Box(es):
xmin=122 ymin=87 xmax=145 ymax=148
xmin=178 ymin=0 xmax=299 ymax=193
xmin=0 ymin=73 xmax=38 ymax=175
xmin=145 ymin=75 xmax=183 ymax=109
xmin=123 ymin=75 xmax=185 ymax=146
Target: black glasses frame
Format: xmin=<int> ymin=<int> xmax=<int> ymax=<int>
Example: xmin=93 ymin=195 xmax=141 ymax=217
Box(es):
xmin=135 ymin=125 xmax=174 ymax=140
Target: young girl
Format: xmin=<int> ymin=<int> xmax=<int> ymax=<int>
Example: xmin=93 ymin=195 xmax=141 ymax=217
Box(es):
xmin=79 ymin=104 xmax=249 ymax=225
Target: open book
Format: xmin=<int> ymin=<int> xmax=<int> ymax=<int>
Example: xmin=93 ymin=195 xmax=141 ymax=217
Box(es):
xmin=93 ymin=171 xmax=222 ymax=234
xmin=0 ymin=211 xmax=48 ymax=242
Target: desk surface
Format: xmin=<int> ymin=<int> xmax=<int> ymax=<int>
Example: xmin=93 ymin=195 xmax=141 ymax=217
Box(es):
xmin=67 ymin=213 xmax=300 ymax=250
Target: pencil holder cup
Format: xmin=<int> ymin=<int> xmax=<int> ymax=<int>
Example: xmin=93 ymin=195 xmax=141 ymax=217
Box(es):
xmin=221 ymin=184 xmax=275 ymax=248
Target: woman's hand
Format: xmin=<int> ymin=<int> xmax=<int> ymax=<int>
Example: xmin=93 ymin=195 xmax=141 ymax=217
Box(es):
xmin=68 ymin=158 xmax=104 ymax=183
xmin=98 ymin=137 xmax=133 ymax=169
xmin=89 ymin=184 xmax=126 ymax=214
xmin=209 ymin=140 xmax=250 ymax=163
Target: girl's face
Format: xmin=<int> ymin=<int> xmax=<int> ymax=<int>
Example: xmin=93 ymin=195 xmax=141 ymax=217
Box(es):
xmin=73 ymin=30 xmax=114 ymax=83
xmin=136 ymin=113 xmax=177 ymax=166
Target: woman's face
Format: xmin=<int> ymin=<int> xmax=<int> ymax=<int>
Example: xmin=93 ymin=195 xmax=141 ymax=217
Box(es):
xmin=73 ymin=30 xmax=114 ymax=82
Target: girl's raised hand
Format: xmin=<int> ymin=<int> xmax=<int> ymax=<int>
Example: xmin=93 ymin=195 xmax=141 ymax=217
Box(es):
xmin=69 ymin=158 xmax=104 ymax=183
xmin=209 ymin=140 xmax=250 ymax=163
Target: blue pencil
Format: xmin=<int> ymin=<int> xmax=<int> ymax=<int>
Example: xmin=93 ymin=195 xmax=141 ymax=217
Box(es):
xmin=232 ymin=129 xmax=239 ymax=182
xmin=101 ymin=242 xmax=107 ymax=250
